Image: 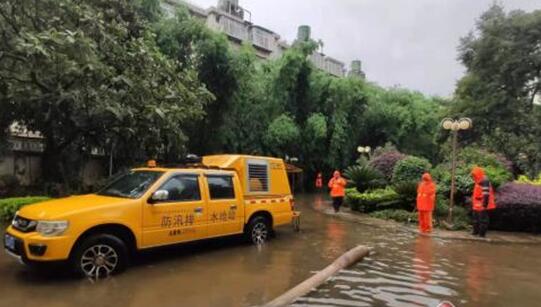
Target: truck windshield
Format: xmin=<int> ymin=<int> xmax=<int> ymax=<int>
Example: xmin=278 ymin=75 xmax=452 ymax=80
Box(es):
xmin=98 ymin=171 xmax=163 ymax=199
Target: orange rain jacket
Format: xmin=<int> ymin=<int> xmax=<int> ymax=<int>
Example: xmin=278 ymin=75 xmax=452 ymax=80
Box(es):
xmin=471 ymin=167 xmax=496 ymax=211
xmin=328 ymin=171 xmax=347 ymax=197
xmin=417 ymin=173 xmax=436 ymax=211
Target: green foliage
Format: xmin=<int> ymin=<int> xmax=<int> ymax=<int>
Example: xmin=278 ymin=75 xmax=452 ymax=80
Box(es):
xmin=450 ymin=205 xmax=471 ymax=231
xmin=484 ymin=165 xmax=513 ymax=188
xmin=369 ymin=209 xmax=417 ymax=224
xmin=0 ymin=0 xmax=211 ymax=188
xmin=361 ymin=86 xmax=443 ymax=160
xmin=0 ymin=197 xmax=50 ymax=221
xmin=264 ymin=114 xmax=301 ymax=157
xmin=343 ymin=165 xmax=386 ymax=193
xmin=446 ymin=147 xmax=512 ymax=172
xmin=434 ymin=196 xmax=450 ymax=219
xmin=154 ymin=8 xmax=239 ymax=154
xmin=392 ymin=181 xmax=418 ymax=210
xmin=345 ymin=187 xmax=401 ymax=213
xmin=433 ymin=148 xmax=513 ymax=204
xmin=218 ymin=45 xmax=269 ymax=155
xmin=432 ymin=164 xmax=474 ymax=202
xmin=516 ymin=174 xmax=541 ymax=186
xmin=452 ymin=5 xmax=541 ymax=175
xmin=325 ymin=77 xmax=368 ymax=169
xmin=6 ymin=0 xmax=537 ymax=197
xmin=392 ymin=156 xmax=432 ymax=185
xmin=434 ymin=197 xmax=470 ymax=230
xmin=136 ymin=0 xmax=162 ymax=22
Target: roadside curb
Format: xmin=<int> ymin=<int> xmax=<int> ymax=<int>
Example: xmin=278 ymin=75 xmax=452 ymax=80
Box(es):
xmin=314 ymin=204 xmax=541 ymax=245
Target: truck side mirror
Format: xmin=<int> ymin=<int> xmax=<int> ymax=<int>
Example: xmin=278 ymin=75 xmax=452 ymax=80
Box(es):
xmin=149 ymin=190 xmax=169 ymax=204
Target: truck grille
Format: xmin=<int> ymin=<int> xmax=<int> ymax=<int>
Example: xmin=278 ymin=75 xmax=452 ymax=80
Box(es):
xmin=12 ymin=215 xmax=37 ymax=233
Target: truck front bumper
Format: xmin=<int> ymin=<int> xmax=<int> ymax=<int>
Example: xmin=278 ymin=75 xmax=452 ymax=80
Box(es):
xmin=4 ymin=226 xmax=72 ymax=262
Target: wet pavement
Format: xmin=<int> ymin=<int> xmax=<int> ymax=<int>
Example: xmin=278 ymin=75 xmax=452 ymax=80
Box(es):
xmin=2 ymin=194 xmax=541 ymax=307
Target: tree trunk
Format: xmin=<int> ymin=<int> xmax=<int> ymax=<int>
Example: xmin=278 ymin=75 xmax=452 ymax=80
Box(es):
xmin=41 ymin=137 xmax=65 ymax=195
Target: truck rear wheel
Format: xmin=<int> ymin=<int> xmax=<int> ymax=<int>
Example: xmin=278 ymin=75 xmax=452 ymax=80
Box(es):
xmin=246 ymin=216 xmax=271 ymax=245
xmin=71 ymin=234 xmax=128 ymax=278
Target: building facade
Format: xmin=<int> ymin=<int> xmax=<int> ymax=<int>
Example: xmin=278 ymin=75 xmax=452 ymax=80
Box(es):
xmin=162 ymin=0 xmax=348 ymax=77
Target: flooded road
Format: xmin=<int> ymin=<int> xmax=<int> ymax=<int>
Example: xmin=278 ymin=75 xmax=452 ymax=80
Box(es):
xmin=2 ymin=194 xmax=541 ymax=307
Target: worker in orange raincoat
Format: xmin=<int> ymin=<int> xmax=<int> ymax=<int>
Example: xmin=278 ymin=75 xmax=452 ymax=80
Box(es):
xmin=315 ymin=172 xmax=323 ymax=189
xmin=417 ymin=172 xmax=436 ymax=233
xmin=471 ymin=166 xmax=496 ymax=237
xmin=328 ymin=170 xmax=347 ymax=213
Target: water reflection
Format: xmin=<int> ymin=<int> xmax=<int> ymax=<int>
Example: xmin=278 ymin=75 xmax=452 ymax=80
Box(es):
xmin=312 ymin=193 xmax=326 ymax=212
xmin=323 ymin=222 xmax=347 ymax=259
xmin=465 ymin=254 xmax=492 ymax=305
xmin=413 ymin=236 xmax=433 ymax=288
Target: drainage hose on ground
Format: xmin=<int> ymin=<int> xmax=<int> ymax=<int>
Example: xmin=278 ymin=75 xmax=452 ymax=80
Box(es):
xmin=265 ymin=245 xmax=372 ymax=307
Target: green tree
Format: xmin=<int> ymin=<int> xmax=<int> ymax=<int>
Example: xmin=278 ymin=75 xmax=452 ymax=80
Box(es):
xmin=264 ymin=114 xmax=301 ymax=157
xmin=270 ymin=41 xmax=318 ymax=123
xmin=218 ymin=44 xmax=270 ymax=155
xmin=0 ymin=0 xmax=211 ymax=188
xmin=451 ymin=4 xmax=541 ymax=173
xmin=154 ymin=7 xmax=239 ymax=154
xmin=301 ymin=113 xmax=328 ymax=173
xmin=360 ymin=85 xmax=442 ymax=160
xmin=326 ymin=77 xmax=368 ymax=169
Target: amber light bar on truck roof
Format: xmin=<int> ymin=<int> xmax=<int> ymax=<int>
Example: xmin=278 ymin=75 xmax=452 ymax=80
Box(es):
xmin=145 ymin=157 xmax=236 ymax=172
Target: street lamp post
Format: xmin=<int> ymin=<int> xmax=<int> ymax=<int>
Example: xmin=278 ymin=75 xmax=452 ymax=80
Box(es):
xmin=441 ymin=118 xmax=473 ymax=224
xmin=357 ymin=146 xmax=371 ymax=159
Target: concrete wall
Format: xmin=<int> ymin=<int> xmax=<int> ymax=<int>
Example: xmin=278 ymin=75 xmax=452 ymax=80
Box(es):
xmin=0 ymin=151 xmax=105 ymax=187
xmin=0 ymin=153 xmax=42 ymax=186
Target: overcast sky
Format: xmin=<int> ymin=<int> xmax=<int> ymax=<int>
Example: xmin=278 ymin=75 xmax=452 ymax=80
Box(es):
xmin=187 ymin=0 xmax=539 ymax=97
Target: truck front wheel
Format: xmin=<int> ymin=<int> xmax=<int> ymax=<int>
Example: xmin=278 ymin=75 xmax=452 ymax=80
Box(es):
xmin=71 ymin=234 xmax=128 ymax=278
xmin=246 ymin=216 xmax=271 ymax=245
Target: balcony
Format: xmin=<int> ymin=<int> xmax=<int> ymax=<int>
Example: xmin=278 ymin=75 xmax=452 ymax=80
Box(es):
xmin=251 ymin=27 xmax=274 ymax=52
xmin=219 ymin=15 xmax=248 ymax=41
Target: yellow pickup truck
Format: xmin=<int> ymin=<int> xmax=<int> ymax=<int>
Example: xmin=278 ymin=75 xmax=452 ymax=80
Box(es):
xmin=4 ymin=155 xmax=300 ymax=278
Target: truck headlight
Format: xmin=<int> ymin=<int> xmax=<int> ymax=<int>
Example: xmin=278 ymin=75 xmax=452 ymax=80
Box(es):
xmin=36 ymin=221 xmax=69 ymax=237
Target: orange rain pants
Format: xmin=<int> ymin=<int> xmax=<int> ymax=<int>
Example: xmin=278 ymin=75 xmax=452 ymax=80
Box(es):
xmin=418 ymin=211 xmax=433 ymax=233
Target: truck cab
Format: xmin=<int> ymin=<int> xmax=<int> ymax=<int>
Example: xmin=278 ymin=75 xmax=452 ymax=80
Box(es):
xmin=4 ymin=155 xmax=299 ymax=278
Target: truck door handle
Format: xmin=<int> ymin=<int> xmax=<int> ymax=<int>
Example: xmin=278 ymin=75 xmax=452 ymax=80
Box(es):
xmin=194 ymin=207 xmax=203 ymax=213
xmin=230 ymin=205 xmax=237 ymax=209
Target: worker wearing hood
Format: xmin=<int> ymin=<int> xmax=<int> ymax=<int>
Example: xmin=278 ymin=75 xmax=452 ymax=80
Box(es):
xmin=417 ymin=172 xmax=437 ymax=233
xmin=328 ymin=170 xmax=347 ymax=213
xmin=471 ymin=166 xmax=496 ymax=237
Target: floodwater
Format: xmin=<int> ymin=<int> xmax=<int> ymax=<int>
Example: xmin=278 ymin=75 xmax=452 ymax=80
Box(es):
xmin=1 ymin=195 xmax=541 ymax=307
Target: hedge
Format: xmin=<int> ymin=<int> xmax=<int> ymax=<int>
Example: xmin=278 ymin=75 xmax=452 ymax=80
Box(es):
xmin=516 ymin=174 xmax=541 ymax=186
xmin=491 ymin=183 xmax=541 ymax=233
xmin=0 ymin=197 xmax=51 ymax=221
xmin=345 ymin=188 xmax=402 ymax=213
xmin=391 ymin=156 xmax=432 ymax=185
